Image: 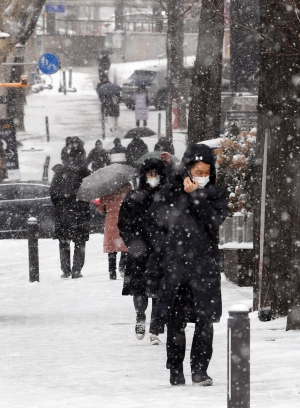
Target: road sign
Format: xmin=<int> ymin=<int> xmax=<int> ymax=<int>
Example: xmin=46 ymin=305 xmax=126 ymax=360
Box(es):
xmin=38 ymin=53 xmax=60 ymax=75
xmin=0 ymin=119 xmax=20 ymax=180
xmin=45 ymin=4 xmax=66 ymax=13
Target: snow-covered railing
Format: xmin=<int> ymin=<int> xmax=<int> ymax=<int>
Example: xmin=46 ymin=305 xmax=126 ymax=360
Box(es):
xmin=219 ymin=212 xmax=253 ymax=248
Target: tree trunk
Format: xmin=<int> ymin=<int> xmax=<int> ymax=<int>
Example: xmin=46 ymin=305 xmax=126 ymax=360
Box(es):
xmin=166 ymin=0 xmax=186 ymax=140
xmin=230 ymin=0 xmax=260 ymax=93
xmin=253 ymin=0 xmax=300 ymax=321
xmin=187 ymin=0 xmax=224 ymax=144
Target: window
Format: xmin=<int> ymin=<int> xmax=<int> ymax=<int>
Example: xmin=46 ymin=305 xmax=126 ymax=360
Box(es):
xmin=0 ymin=185 xmax=18 ymax=200
xmin=18 ymin=184 xmax=50 ymax=200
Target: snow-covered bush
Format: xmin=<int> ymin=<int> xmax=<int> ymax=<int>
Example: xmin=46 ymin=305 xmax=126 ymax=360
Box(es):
xmin=215 ymin=126 xmax=256 ymax=215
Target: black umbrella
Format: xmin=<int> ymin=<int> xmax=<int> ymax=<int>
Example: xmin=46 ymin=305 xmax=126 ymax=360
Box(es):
xmin=124 ymin=127 xmax=156 ymax=139
xmin=97 ymin=83 xmax=121 ymax=97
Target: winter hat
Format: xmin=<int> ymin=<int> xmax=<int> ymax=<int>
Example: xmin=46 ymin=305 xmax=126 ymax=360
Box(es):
xmin=138 ymin=158 xmax=167 ymax=190
xmin=113 ymin=138 xmax=121 ymax=145
xmin=179 ymin=143 xmax=216 ymax=184
xmin=95 ymin=139 xmax=102 ymax=147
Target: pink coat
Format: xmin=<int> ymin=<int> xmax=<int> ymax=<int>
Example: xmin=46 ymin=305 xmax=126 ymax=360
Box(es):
xmin=97 ymin=183 xmax=132 ymax=253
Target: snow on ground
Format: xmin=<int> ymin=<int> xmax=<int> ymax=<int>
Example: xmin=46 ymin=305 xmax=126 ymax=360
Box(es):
xmin=1 ymin=61 xmax=300 ymax=407
xmin=1 ymin=235 xmax=300 ymax=407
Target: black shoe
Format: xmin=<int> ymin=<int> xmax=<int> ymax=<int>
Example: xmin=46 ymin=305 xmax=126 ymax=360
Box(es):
xmin=61 ymin=273 xmax=70 ymax=278
xmin=170 ymin=366 xmax=185 ymax=386
xmin=72 ymin=272 xmax=83 ymax=279
xmin=109 ymin=271 xmax=116 ymax=280
xmin=192 ymin=369 xmax=213 ymax=386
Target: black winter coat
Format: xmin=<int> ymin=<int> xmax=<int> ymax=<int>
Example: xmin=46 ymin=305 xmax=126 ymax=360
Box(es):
xmin=86 ymin=148 xmax=110 ymax=172
xmin=146 ymin=175 xmax=228 ymax=325
xmin=110 ymin=144 xmax=127 ymax=164
xmin=118 ymin=159 xmax=167 ymax=297
xmin=125 ymin=138 xmax=148 ymax=168
xmin=50 ymin=162 xmax=91 ymax=242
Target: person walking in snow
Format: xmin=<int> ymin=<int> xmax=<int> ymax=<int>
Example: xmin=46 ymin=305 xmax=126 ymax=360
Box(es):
xmin=61 ymin=137 xmax=73 ymax=165
xmin=154 ymin=136 xmax=175 ymax=155
xmin=134 ymin=84 xmax=149 ymax=127
xmin=50 ymin=147 xmax=91 ymax=279
xmin=125 ymin=134 xmax=148 ymax=188
xmin=109 ymin=138 xmax=127 ymax=164
xmin=86 ymin=140 xmax=110 ymax=172
xmin=146 ymin=144 xmax=228 ymax=385
xmin=97 ymin=183 xmax=132 ymax=280
xmin=118 ymin=159 xmax=167 ymax=345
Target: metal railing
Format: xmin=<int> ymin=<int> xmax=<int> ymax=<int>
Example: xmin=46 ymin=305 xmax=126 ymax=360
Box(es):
xmin=219 ymin=213 xmax=253 ymax=246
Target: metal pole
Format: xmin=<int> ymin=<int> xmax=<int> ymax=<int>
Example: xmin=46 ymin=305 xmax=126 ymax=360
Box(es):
xmin=28 ymin=217 xmax=39 ymax=282
xmin=228 ymin=305 xmax=250 ymax=408
xmin=45 ymin=116 xmax=50 ymax=142
xmin=101 ymin=104 xmax=105 ymax=140
xmin=258 ymin=130 xmax=271 ymax=321
xmin=69 ymin=67 xmax=72 ymax=89
xmin=62 ymin=70 xmax=66 ymax=95
xmin=158 ymin=113 xmax=161 ymax=137
xmin=42 ymin=155 xmax=50 ymax=181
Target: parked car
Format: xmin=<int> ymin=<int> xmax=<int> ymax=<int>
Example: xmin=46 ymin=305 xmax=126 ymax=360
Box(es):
xmin=121 ymin=66 xmax=232 ymax=111
xmin=0 ymin=181 xmax=104 ymax=239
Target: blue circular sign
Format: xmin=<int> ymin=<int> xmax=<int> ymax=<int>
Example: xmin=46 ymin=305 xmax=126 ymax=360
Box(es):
xmin=38 ymin=53 xmax=60 ymax=75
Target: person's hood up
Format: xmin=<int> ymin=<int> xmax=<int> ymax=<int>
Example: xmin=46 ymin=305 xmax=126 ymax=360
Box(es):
xmin=138 ymin=158 xmax=167 ymax=191
xmin=178 ymin=143 xmax=216 ymax=185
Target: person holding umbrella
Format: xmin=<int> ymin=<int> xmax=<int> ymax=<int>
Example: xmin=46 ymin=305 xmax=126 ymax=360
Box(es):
xmin=76 ymin=163 xmax=136 ymax=278
xmin=118 ymin=159 xmax=167 ymax=345
xmin=146 ymin=144 xmax=228 ymax=385
xmin=96 ymin=75 xmax=121 ymax=133
xmin=96 ymin=182 xmax=132 ymax=280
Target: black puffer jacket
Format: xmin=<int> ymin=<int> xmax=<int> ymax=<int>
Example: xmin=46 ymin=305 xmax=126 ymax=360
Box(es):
xmin=118 ymin=159 xmax=167 ymax=297
xmin=125 ymin=137 xmax=148 ymax=168
xmin=86 ymin=147 xmax=110 ymax=172
xmin=146 ymin=144 xmax=228 ymax=325
xmin=50 ymin=162 xmax=91 ymax=242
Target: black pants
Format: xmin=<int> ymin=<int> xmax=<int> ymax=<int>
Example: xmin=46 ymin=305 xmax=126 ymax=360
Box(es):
xmin=59 ymin=239 xmax=86 ymax=275
xmin=108 ymin=252 xmax=127 ymax=273
xmin=166 ymin=302 xmax=214 ymax=372
xmin=133 ymin=295 xmax=161 ymax=335
xmin=136 ymin=120 xmax=147 ymax=127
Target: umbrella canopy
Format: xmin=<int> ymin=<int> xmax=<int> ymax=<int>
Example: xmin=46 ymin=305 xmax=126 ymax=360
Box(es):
xmin=124 ymin=127 xmax=156 ymax=139
xmin=97 ymin=83 xmax=121 ymax=97
xmin=135 ymin=151 xmax=180 ymax=164
xmin=76 ymin=163 xmax=135 ymax=202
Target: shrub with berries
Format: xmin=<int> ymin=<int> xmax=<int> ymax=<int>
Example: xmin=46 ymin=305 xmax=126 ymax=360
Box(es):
xmin=215 ymin=126 xmax=256 ymax=215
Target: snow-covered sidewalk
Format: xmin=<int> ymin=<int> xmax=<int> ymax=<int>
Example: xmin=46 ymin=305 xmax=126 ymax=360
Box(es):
xmin=1 ymin=235 xmax=300 ymax=407
xmin=1 ymin=63 xmax=300 ymax=407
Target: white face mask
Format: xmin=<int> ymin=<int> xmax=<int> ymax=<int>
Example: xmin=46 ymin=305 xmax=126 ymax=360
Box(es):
xmin=193 ymin=176 xmax=210 ymax=189
xmin=146 ymin=176 xmax=160 ymax=188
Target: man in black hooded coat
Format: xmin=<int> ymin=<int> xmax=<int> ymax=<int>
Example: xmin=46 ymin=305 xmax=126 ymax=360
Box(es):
xmin=50 ymin=148 xmax=91 ymax=279
xmin=118 ymin=159 xmax=167 ymax=345
xmin=146 ymin=144 xmax=228 ymax=386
